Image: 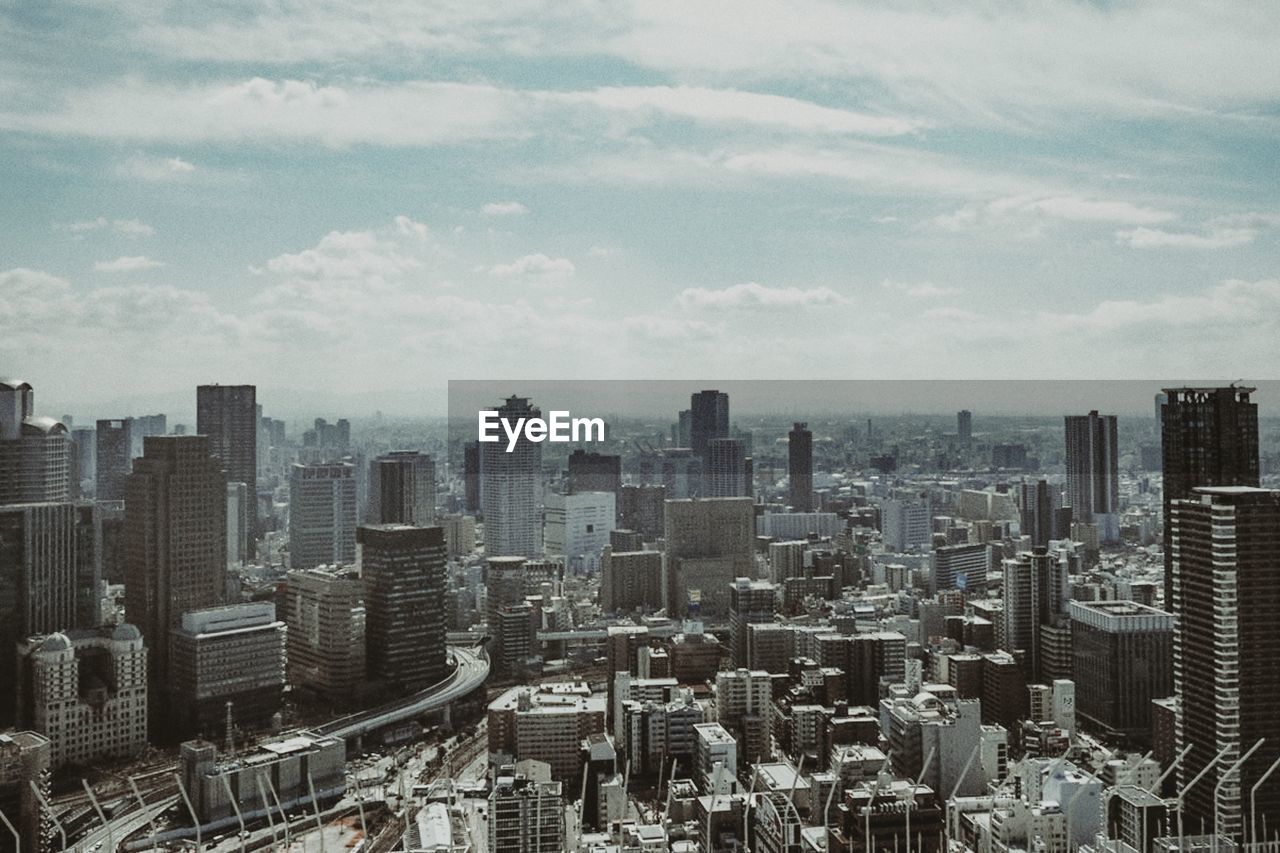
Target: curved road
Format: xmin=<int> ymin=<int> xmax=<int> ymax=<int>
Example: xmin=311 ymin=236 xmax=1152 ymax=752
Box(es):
xmin=313 ymin=645 xmax=489 ymax=741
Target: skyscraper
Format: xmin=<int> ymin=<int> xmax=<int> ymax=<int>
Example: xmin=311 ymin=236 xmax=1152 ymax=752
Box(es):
xmin=663 ymin=497 xmax=754 ymax=620
xmin=1161 ymin=386 xmax=1259 ymax=605
xmin=283 ymin=565 xmax=366 ymax=699
xmin=196 ymin=384 xmax=256 ymax=560
xmin=703 ymin=438 xmax=751 ymax=497
xmin=957 ymin=409 xmax=972 ymax=444
xmin=463 ymin=441 xmax=481 ymax=513
xmin=358 ymin=524 xmax=448 ymax=693
xmin=1170 ymin=486 xmax=1280 ymax=839
xmin=368 ymin=450 xmax=437 ymax=526
xmin=0 ymin=380 xmax=69 ymax=506
xmin=288 ymin=462 xmax=357 ymax=570
xmin=729 ymin=578 xmax=778 ymax=667
xmin=124 ymin=435 xmax=227 ymax=697
xmin=787 ymin=422 xmax=813 ymax=512
xmin=1063 ymin=411 xmax=1119 ymax=542
xmin=566 ymin=449 xmax=622 ymax=496
xmin=689 ymin=389 xmax=729 ymax=456
xmin=1068 ymin=600 xmax=1172 ymax=742
xmin=1001 ymin=548 xmax=1070 ymax=684
xmin=1017 ymin=479 xmax=1063 ymax=549
xmin=482 ymin=396 xmax=542 ymax=558
xmin=95 ymin=418 xmax=133 ymax=501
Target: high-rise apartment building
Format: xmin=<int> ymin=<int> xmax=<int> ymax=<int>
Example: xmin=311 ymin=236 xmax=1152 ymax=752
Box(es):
xmin=1017 ymin=479 xmax=1064 ymax=549
xmin=489 ymin=773 xmax=565 ymax=853
xmin=788 ymin=422 xmax=813 ymax=512
xmin=663 ymin=497 xmax=755 ymax=621
xmin=600 ymin=547 xmax=664 ymax=613
xmin=729 ymin=578 xmax=777 ymax=668
xmin=957 ymin=410 xmax=973 ymax=444
xmin=482 ymin=396 xmax=542 ymax=558
xmin=288 ymin=462 xmax=357 ymax=570
xmin=284 ymin=565 xmax=365 ymax=699
xmin=1064 ymin=411 xmax=1120 ymax=542
xmin=359 ymin=524 xmax=448 ymax=693
xmin=1001 ymin=548 xmax=1070 ymax=684
xmin=617 ymin=484 xmax=665 ymax=541
xmin=1170 ymin=486 xmax=1280 ymax=839
xmin=368 ymin=450 xmax=436 ymax=526
xmin=124 ymin=435 xmax=227 ymax=691
xmin=0 ymin=380 xmax=69 ymax=506
xmin=689 ymin=390 xmax=729 ymax=456
xmin=1161 ymin=386 xmax=1259 ymax=605
xmin=196 ymin=384 xmax=256 ymax=560
xmin=882 ymin=491 xmax=932 ymax=552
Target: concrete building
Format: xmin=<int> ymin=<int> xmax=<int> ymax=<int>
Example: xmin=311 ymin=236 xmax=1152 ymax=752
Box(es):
xmin=689 ymin=390 xmax=729 ymax=457
xmin=543 ymin=490 xmax=615 ymax=573
xmin=487 ymin=683 xmax=607 ymax=785
xmin=931 ymin=542 xmax=991 ymax=594
xmin=694 ymin=722 xmax=738 ymax=793
xmin=0 ymin=380 xmax=69 ymax=507
xmin=283 ymin=566 xmax=365 ymax=699
xmin=368 ymin=450 xmax=437 ymax=526
xmin=728 ymin=578 xmax=778 ymax=667
xmin=359 ymin=524 xmax=448 ymax=693
xmin=704 ymin=438 xmax=752 ymax=498
xmin=16 ymin=625 xmax=147 ymax=769
xmin=1069 ymin=600 xmax=1172 ymax=742
xmin=565 ymin=449 xmax=621 ymax=497
xmin=438 ymin=513 xmax=476 ymax=558
xmin=600 ymin=547 xmax=664 ymax=613
xmin=0 ymin=731 xmax=50 ymax=853
xmin=617 ymin=484 xmax=666 ymax=541
xmin=288 ymin=462 xmax=357 ymax=570
xmin=788 ymin=422 xmax=813 ymax=512
xmin=1002 ymin=548 xmax=1070 ymax=684
xmin=1064 ymin=411 xmax=1120 ymax=542
xmin=94 ymin=417 xmax=133 ymax=501
xmin=882 ymin=688 xmax=989 ymax=797
xmin=882 ymin=492 xmax=931 ymax=552
xmin=169 ymin=602 xmax=286 ymax=737
xmin=488 ymin=772 xmax=565 ymax=853
xmin=124 ymin=435 xmax=227 ymax=695
xmin=663 ymin=497 xmax=755 ymax=621
xmin=196 ymin=384 xmax=256 ymax=560
xmin=179 ymin=733 xmax=345 ymax=825
xmin=715 ymin=668 xmax=772 ymax=765
xmin=481 ymin=396 xmax=543 ymax=558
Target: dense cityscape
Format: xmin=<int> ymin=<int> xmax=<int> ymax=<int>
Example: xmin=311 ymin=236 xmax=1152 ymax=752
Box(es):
xmin=1 ymin=378 xmax=1278 ymax=851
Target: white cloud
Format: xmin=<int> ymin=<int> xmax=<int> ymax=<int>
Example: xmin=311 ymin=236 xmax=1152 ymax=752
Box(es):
xmin=934 ymin=194 xmax=1176 ymax=234
xmin=482 ymin=201 xmax=528 ymax=216
xmin=488 ymin=253 xmax=575 ymax=283
xmin=677 ymin=281 xmax=850 ymax=309
xmin=1116 ymin=213 xmax=1280 ymax=249
xmin=881 ymin=280 xmax=961 ymax=298
xmin=62 ymin=217 xmax=155 ymax=237
xmin=115 ymin=153 xmax=196 ymax=182
xmin=93 ymin=255 xmax=165 ymax=272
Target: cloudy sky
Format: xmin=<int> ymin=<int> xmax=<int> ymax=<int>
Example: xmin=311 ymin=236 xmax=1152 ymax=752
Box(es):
xmin=3 ymin=1 xmax=1279 ymax=412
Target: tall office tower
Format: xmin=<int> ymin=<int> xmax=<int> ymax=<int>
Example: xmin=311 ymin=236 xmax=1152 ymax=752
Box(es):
xmin=663 ymin=497 xmax=755 ymax=621
xmin=543 ymin=490 xmax=615 ymax=573
xmin=1017 ymin=479 xmax=1064 ymax=549
xmin=1161 ymin=386 xmax=1259 ymax=605
xmin=714 ymin=668 xmax=772 ymax=764
xmin=169 ymin=602 xmax=286 ymax=737
xmin=728 ymin=578 xmax=778 ymax=667
xmin=482 ymin=396 xmax=543 ymax=558
xmin=957 ymin=409 xmax=973 ymax=444
xmin=1153 ymin=392 xmax=1167 ymax=430
xmin=1001 ymin=548 xmax=1069 ymax=683
xmin=284 ymin=566 xmax=365 ymax=699
xmin=689 ymin=389 xmax=729 ymax=456
xmin=675 ymin=409 xmax=692 ymax=448
xmin=70 ymin=426 xmax=95 ymax=495
xmin=485 ymin=556 xmax=530 ymax=678
xmin=1068 ymin=600 xmax=1172 ymax=743
xmin=463 ymin=441 xmax=481 ymax=513
xmin=95 ymin=418 xmax=134 ymax=500
xmin=787 ymin=422 xmax=813 ymax=512
xmin=288 ymin=462 xmax=357 ymax=570
xmin=489 ymin=773 xmax=565 ymax=853
xmin=704 ymin=438 xmax=751 ymax=497
xmin=368 ymin=450 xmax=437 ymax=526
xmin=0 ymin=503 xmax=100 ymax=721
xmin=0 ymin=380 xmax=69 ymax=506
xmin=1170 ymin=487 xmax=1280 ymax=838
xmin=358 ymin=524 xmax=448 ymax=693
xmin=124 ymin=435 xmax=227 ymax=691
xmin=16 ymin=625 xmax=148 ymax=770
xmin=566 ymin=449 xmax=621 ymax=496
xmin=1064 ymin=411 xmax=1120 ymax=543
xmin=196 ymin=384 xmax=256 ymax=559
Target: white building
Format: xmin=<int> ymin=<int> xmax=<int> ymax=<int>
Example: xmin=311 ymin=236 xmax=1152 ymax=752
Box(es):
xmin=543 ymin=490 xmax=615 ymax=573
xmin=881 ymin=492 xmax=932 ymax=552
